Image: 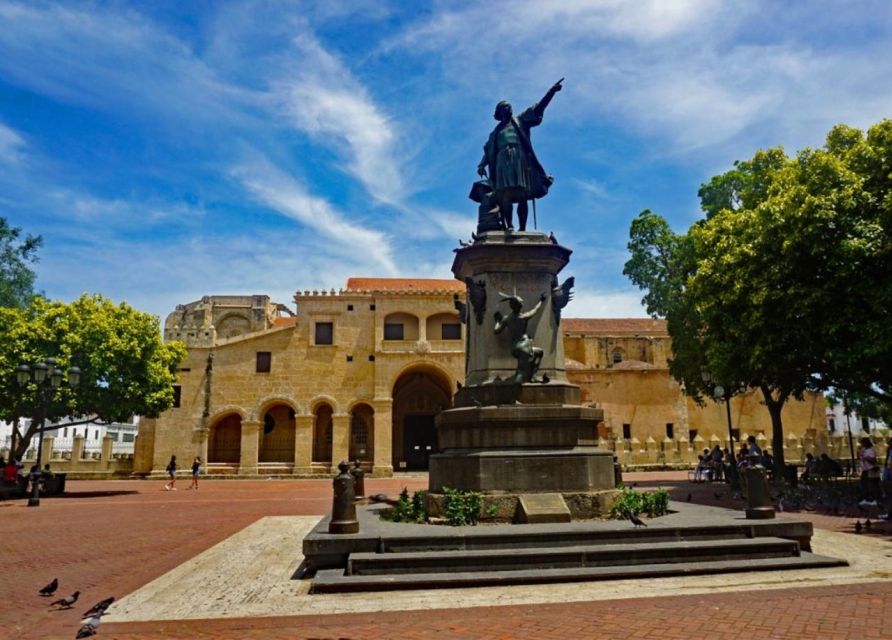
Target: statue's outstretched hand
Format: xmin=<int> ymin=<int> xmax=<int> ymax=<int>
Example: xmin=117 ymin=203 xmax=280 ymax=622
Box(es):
xmin=551 ymin=78 xmax=564 ymax=93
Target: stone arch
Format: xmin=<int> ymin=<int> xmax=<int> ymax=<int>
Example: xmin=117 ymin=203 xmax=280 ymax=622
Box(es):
xmin=383 ymin=311 xmax=420 ymax=341
xmin=391 ymin=365 xmax=453 ymax=471
xmin=425 ymin=311 xmax=463 ymax=341
xmin=215 ymin=313 xmax=252 ymax=339
xmin=308 ymin=394 xmax=340 ymax=415
xmin=349 ymin=402 xmax=375 ymax=462
xmin=312 ymin=402 xmax=334 ymax=464
xmin=252 ymin=395 xmax=302 ymax=421
xmin=258 ymin=402 xmax=297 ymax=463
xmin=208 ymin=411 xmax=242 ymax=464
xmin=387 ymin=360 xmax=457 ymax=396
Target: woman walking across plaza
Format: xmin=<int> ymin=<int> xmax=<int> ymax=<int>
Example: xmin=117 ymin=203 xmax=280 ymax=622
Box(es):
xmin=164 ymin=455 xmax=177 ymax=491
xmin=187 ymin=456 xmax=201 ymax=490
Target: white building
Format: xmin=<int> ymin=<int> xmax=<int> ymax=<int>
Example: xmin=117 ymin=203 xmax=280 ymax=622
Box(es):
xmin=825 ymin=403 xmax=887 ymax=438
xmin=0 ymin=417 xmax=139 ymax=458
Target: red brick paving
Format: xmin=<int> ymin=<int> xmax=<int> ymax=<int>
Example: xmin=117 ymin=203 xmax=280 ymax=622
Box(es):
xmin=1 ymin=472 xmax=889 ymax=640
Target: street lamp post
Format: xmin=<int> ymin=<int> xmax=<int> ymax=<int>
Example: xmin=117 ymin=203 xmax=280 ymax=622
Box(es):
xmin=16 ymin=358 xmax=80 ymax=507
xmin=701 ymin=371 xmax=735 ymax=452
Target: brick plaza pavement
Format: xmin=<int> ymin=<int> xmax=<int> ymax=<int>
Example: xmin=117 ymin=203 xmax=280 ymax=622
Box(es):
xmin=1 ymin=471 xmax=890 ymax=639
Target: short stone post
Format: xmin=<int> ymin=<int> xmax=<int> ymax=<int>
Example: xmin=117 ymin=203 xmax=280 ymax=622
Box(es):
xmin=350 ymin=459 xmax=366 ymax=499
xmin=42 ymin=436 xmax=54 ymax=465
xmin=329 ymin=460 xmax=359 ymax=534
xmin=101 ymin=435 xmax=113 ymax=469
xmin=72 ymin=435 xmax=86 ymax=462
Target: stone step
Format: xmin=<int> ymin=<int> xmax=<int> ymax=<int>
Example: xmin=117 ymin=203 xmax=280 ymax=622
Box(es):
xmin=311 ymin=552 xmax=847 ymax=593
xmin=379 ymin=524 xmax=755 ymax=554
xmin=347 ymin=537 xmax=800 ymax=575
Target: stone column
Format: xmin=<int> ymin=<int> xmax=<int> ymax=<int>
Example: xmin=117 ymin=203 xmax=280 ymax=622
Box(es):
xmin=294 ymin=414 xmax=314 ymax=473
xmin=331 ymin=414 xmax=350 ymax=469
xmin=42 ymin=436 xmax=55 ymax=464
xmin=72 ymin=435 xmax=85 ymax=466
xmin=372 ymin=399 xmax=394 ymax=476
xmin=101 ymin=435 xmax=113 ymax=469
xmin=239 ymin=420 xmax=260 ymax=475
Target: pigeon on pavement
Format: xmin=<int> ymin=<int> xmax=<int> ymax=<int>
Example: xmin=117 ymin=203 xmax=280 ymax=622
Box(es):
xmin=628 ymin=511 xmax=647 ymax=527
xmin=855 ymin=520 xmax=863 ymax=534
xmin=75 ymin=613 xmax=102 ymax=638
xmin=39 ymin=578 xmax=58 ymax=596
xmin=50 ymin=591 xmax=80 ymax=609
xmin=82 ymin=596 xmax=115 ymax=618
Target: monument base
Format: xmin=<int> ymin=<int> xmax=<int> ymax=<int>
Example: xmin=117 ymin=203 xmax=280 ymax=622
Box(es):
xmin=429 ymin=447 xmax=615 ymax=493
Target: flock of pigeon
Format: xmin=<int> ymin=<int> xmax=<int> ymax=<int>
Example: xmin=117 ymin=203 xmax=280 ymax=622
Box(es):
xmin=39 ymin=578 xmax=114 ymax=638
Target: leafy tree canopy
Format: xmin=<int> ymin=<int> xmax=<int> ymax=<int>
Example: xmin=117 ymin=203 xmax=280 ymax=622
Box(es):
xmin=625 ymin=119 xmax=892 ymax=472
xmin=0 ymin=216 xmax=42 ymax=308
xmin=0 ymin=294 xmax=186 ymax=459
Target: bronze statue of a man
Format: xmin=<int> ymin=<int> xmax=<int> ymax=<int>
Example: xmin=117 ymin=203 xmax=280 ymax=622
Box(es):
xmin=494 ymin=291 xmax=547 ymax=384
xmin=477 ymin=79 xmax=563 ymax=231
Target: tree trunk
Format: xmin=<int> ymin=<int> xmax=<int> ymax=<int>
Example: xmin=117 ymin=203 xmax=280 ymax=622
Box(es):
xmin=13 ymin=412 xmax=42 ymax=462
xmin=760 ymin=384 xmax=787 ymax=480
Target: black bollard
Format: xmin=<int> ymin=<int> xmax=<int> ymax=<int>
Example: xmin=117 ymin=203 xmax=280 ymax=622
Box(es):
xmin=350 ymin=459 xmax=366 ymax=500
xmin=744 ymin=459 xmax=775 ymax=520
xmin=329 ymin=460 xmax=359 ymax=534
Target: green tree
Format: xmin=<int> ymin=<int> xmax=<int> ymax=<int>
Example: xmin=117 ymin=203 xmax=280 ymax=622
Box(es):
xmin=0 ymin=294 xmax=186 ymax=460
xmin=0 ymin=216 xmax=42 ymax=308
xmin=626 ymin=120 xmax=892 ymax=477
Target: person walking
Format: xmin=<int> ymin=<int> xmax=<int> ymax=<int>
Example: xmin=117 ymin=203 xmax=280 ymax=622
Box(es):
xmin=186 ymin=456 xmax=201 ymax=490
xmin=164 ymin=455 xmax=177 ymax=491
xmin=858 ymin=437 xmax=879 ymax=507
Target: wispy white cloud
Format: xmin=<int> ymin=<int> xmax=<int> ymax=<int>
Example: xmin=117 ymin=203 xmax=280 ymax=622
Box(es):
xmin=232 ymin=151 xmax=397 ymax=275
xmin=570 ymin=289 xmax=649 ymax=319
xmin=0 ymin=120 xmax=25 ymax=165
xmin=273 ymin=34 xmax=405 ymax=206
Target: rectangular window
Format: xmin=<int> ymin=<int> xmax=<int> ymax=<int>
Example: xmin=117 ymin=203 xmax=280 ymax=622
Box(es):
xmin=63 ymin=427 xmax=68 ymax=437
xmin=256 ymin=351 xmax=272 ymax=373
xmin=622 ymin=423 xmax=631 ymax=440
xmin=384 ymin=323 xmax=404 ymax=340
xmin=109 ymin=432 xmax=119 ymax=442
xmin=172 ymin=385 xmax=182 ymax=408
xmin=828 ymin=418 xmax=835 ymax=431
xmin=665 ymin=423 xmax=674 ymax=439
xmin=347 ymin=304 xmax=354 ymax=311
xmin=346 ymin=355 xmax=353 ymax=362
xmin=688 ymin=429 xmax=698 ymax=441
xmin=441 ymin=323 xmax=462 ymax=340
xmin=122 ymin=433 xmax=135 ymax=443
xmin=368 ymin=355 xmax=375 ymax=362
xmin=95 ymin=430 xmax=99 ymax=440
xmin=370 ymin=304 xmax=376 ymax=311
xmin=314 ymin=322 xmax=334 ymax=345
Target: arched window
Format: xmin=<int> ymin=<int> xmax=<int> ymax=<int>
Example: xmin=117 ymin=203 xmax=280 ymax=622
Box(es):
xmin=612 ymin=349 xmax=623 ymax=364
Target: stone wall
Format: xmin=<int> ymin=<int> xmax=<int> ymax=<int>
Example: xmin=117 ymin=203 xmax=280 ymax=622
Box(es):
xmin=3 ymin=435 xmax=134 ymax=479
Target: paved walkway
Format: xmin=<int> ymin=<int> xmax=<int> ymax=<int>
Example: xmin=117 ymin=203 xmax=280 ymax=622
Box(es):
xmin=2 ymin=472 xmax=889 ymax=639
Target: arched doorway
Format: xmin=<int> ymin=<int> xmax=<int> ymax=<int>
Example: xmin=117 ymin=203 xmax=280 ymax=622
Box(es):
xmin=208 ymin=413 xmax=241 ymax=463
xmin=350 ymin=403 xmax=374 ymax=462
xmin=312 ymin=403 xmax=333 ymax=464
xmin=259 ymin=404 xmax=296 ymax=463
xmin=392 ymin=368 xmax=453 ymax=470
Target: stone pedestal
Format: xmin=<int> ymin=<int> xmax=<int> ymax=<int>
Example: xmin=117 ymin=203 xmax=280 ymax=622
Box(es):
xmin=429 ymin=230 xmax=614 ymax=496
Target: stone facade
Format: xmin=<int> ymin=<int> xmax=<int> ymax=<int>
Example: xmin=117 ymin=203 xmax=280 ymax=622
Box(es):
xmin=134 ymin=279 xmax=833 ymax=477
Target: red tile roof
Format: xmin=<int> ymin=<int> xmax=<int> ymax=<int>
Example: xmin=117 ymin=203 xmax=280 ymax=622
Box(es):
xmin=562 ymin=318 xmax=667 ymax=335
xmin=272 ymin=316 xmax=297 ymax=327
xmin=345 ymin=278 xmax=465 ymax=294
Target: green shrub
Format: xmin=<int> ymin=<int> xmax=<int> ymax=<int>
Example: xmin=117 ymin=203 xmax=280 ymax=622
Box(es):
xmin=609 ymin=487 xmax=670 ymax=520
xmin=442 ymin=486 xmax=485 ymax=526
xmin=386 ymin=487 xmax=428 ymax=523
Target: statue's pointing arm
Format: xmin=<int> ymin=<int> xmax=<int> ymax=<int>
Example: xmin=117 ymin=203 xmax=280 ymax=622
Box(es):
xmin=532 ymin=78 xmax=564 ymax=120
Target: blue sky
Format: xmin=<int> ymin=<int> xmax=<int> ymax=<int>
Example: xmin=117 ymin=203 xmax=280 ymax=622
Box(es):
xmin=1 ymin=0 xmax=891 ymax=321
